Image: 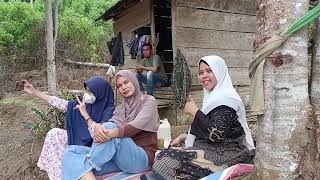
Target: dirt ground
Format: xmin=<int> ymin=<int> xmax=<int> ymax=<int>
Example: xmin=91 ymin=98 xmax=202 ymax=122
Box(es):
xmin=0 ymin=67 xmax=110 ymax=179
xmin=0 ymin=70 xmax=50 ymax=179
xmin=0 ymin=92 xmax=48 ymax=179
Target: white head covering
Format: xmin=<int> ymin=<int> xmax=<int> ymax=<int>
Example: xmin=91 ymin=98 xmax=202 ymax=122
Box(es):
xmin=186 ymin=55 xmax=255 ymax=150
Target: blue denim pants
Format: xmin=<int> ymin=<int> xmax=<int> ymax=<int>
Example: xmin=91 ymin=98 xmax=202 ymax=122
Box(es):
xmin=136 ymin=71 xmax=167 ymax=95
xmin=62 ymin=122 xmax=149 ymax=180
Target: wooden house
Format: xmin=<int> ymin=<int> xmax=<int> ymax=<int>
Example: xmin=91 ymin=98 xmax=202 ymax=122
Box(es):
xmin=96 ymin=0 xmax=256 ymax=125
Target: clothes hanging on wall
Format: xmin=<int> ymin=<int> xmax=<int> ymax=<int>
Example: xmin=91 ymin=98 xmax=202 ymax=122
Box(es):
xmin=127 ymin=35 xmax=151 ymax=59
xmin=127 ymin=37 xmax=140 ymax=59
xmin=107 ymin=32 xmax=124 ymax=66
xmin=137 ymin=35 xmax=151 ymax=57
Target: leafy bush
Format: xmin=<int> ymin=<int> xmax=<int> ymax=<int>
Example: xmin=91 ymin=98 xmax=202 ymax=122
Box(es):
xmin=29 ymin=108 xmax=55 ymax=137
xmin=0 ymin=0 xmax=118 ymax=70
xmin=58 ymin=0 xmax=116 ymax=62
xmin=0 ymin=1 xmax=42 ymax=53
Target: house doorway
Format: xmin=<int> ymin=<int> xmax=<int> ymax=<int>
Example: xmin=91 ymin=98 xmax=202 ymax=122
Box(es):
xmin=153 ymin=0 xmax=173 ymax=83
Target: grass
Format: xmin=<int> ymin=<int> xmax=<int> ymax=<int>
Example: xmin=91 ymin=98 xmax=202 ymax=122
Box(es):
xmin=0 ymin=96 xmax=42 ymax=107
xmin=0 ymin=97 xmax=18 ymax=105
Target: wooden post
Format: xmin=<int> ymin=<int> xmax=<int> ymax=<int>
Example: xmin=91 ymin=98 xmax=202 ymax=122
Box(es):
xmin=150 ymin=0 xmax=156 ymax=52
xmin=171 ymin=0 xmax=176 ymax=60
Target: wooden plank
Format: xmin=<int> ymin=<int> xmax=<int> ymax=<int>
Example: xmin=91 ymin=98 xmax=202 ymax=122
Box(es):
xmin=157 ymin=99 xmax=174 ymax=108
xmin=154 ymin=87 xmax=172 ymax=93
xmin=190 ymin=89 xmax=203 ymax=93
xmin=154 ymin=95 xmax=173 ymax=100
xmin=154 ymin=86 xmax=173 ymax=91
xmin=235 ymin=85 xmax=250 ymax=108
xmin=150 ymin=0 xmax=156 ymax=52
xmin=171 ymin=0 xmax=177 ymax=61
xmin=175 ymin=27 xmax=255 ymax=51
xmin=153 ymin=91 xmax=173 ymax=98
xmin=118 ymin=56 xmax=139 ymax=69
xmin=190 ymin=67 xmax=250 ymax=86
xmin=113 ymin=0 xmax=151 ymax=33
xmin=191 ymin=85 xmax=203 ymax=90
xmin=176 ymin=0 xmax=256 ymax=15
xmin=237 ymin=85 xmax=250 ymax=93
xmin=158 ymin=105 xmax=170 ymax=109
xmin=154 ymin=89 xmax=173 ymax=93
xmin=176 ymin=6 xmax=256 ymax=32
xmin=223 ymin=68 xmax=250 ymax=86
xmin=154 ymin=92 xmax=173 ymax=97
xmin=157 ymin=99 xmax=173 ymax=104
xmin=178 ymin=47 xmax=252 ymax=68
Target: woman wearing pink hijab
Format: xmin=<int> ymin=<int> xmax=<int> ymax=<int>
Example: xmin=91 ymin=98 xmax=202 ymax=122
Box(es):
xmin=62 ymin=70 xmax=160 ymax=180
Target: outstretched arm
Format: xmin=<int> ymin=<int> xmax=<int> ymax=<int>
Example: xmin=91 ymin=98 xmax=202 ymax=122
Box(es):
xmin=23 ymin=80 xmax=50 ymax=102
xmin=23 ymin=80 xmax=68 ymax=112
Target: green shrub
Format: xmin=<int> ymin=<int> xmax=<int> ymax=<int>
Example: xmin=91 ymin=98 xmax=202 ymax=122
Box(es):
xmin=0 ymin=0 xmax=118 ymax=71
xmin=0 ymin=1 xmax=42 ymax=53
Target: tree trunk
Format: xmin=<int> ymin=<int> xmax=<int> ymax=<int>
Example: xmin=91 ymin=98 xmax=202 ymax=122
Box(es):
xmin=64 ymin=59 xmax=110 ymax=69
xmin=53 ymin=0 xmax=59 ymax=51
xmin=253 ymin=0 xmax=313 ymax=179
xmin=311 ymin=2 xmax=320 ymax=145
xmin=46 ymin=0 xmax=58 ymax=95
xmin=0 ymin=56 xmax=5 ymax=99
xmin=307 ymin=2 xmax=320 ymax=179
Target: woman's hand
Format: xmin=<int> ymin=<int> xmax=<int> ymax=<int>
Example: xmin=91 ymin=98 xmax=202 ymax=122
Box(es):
xmin=184 ymin=95 xmax=198 ymax=118
xmin=94 ymin=128 xmax=118 ymax=143
xmin=23 ymin=80 xmax=36 ymax=95
xmin=93 ymin=123 xmax=111 ymax=143
xmin=23 ymin=80 xmax=51 ymax=102
xmin=103 ymin=128 xmax=119 ymax=139
xmin=75 ymin=95 xmax=90 ymax=118
xmin=170 ymin=133 xmax=187 ymax=147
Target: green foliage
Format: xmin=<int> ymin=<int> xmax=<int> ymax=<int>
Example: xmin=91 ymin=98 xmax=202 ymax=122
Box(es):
xmin=0 ymin=1 xmax=42 ymax=53
xmin=29 ymin=106 xmax=65 ymax=138
xmin=58 ymin=0 xmax=117 ymax=62
xmin=30 ymin=108 xmax=55 ymax=137
xmin=0 ymin=0 xmax=118 ymax=68
xmin=61 ymin=90 xmax=78 ymax=101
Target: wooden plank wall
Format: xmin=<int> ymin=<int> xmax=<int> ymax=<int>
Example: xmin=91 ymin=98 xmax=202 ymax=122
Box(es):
xmin=170 ymin=0 xmax=256 ymax=125
xmin=113 ymin=0 xmax=151 ymax=69
xmin=174 ymin=0 xmax=256 ymax=86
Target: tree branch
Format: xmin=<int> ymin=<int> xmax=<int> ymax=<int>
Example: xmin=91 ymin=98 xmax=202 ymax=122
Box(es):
xmin=63 ymin=59 xmax=110 ymax=69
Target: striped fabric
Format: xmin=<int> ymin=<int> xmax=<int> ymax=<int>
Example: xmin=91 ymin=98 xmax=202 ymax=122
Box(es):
xmin=96 ymin=171 xmax=151 ymax=180
xmin=96 ymin=164 xmax=253 ymax=180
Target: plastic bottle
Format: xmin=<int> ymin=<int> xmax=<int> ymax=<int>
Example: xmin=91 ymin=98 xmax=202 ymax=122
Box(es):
xmin=157 ymin=118 xmax=171 ymax=148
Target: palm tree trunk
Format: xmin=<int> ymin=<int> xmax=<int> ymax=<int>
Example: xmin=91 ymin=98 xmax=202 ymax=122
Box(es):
xmin=253 ymin=0 xmax=312 ymax=178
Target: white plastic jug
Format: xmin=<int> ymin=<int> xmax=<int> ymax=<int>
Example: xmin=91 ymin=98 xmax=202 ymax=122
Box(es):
xmin=157 ymin=118 xmax=171 ymax=148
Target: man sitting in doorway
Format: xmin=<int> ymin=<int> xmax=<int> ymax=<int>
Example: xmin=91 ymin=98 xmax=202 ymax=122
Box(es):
xmin=136 ymin=43 xmax=168 ymax=95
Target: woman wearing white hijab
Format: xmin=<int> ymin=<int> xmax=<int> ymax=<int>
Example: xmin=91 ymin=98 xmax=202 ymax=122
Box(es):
xmin=149 ymin=56 xmax=255 ymax=180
